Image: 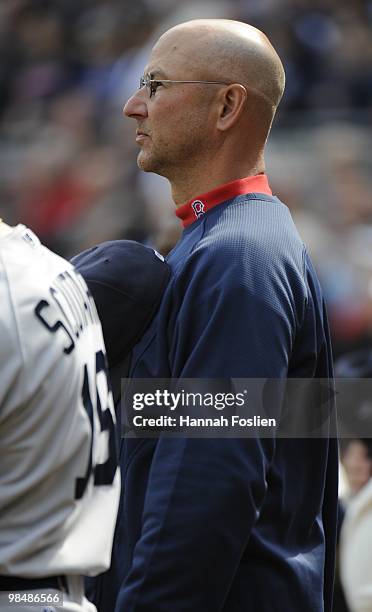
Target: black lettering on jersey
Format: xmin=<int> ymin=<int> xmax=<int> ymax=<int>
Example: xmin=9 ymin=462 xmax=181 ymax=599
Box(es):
xmin=34 ymin=268 xmax=101 ymax=355
xmin=49 ymin=269 xmax=100 ymax=341
xmin=35 ymin=299 xmax=75 ymax=354
xmin=75 ymin=364 xmax=94 ymax=499
xmin=64 ymin=270 xmax=93 ymax=330
xmin=49 ymin=286 xmax=76 ymax=340
xmin=75 ymin=350 xmax=117 ymax=499
xmin=94 ymin=350 xmax=117 ymax=486
xmin=54 ymin=273 xmax=83 ymax=339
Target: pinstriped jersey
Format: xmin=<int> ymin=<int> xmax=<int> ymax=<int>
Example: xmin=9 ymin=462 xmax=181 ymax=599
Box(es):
xmin=0 ymin=225 xmax=120 ymax=577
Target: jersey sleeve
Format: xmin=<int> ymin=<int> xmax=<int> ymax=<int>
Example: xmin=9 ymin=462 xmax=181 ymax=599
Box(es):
xmin=0 ymin=248 xmax=119 ymax=577
xmin=0 ymin=291 xmax=23 ymax=418
xmin=116 ymin=244 xmax=302 ymax=611
xmin=0 ymin=273 xmax=91 ymax=573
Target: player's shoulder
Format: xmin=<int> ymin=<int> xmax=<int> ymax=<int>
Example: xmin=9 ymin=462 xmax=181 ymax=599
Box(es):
xmin=202 ymin=196 xmax=302 ymax=255
xmin=0 ymin=224 xmax=74 ymax=282
xmin=0 ymin=226 xmax=46 ymax=349
xmin=0 ymin=226 xmax=71 ymax=346
xmin=168 ymin=200 xmax=309 ymax=312
xmin=189 ymin=206 xmax=303 ymax=276
xmin=0 ymin=226 xmax=103 ymax=410
xmin=0 ymin=225 xmax=99 ymax=365
xmin=0 ymin=260 xmax=23 ymax=406
xmin=0 ymin=227 xmax=65 ymax=410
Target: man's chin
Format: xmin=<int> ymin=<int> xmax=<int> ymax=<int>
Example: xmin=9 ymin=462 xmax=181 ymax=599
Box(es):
xmin=137 ymin=152 xmax=165 ymax=176
xmin=137 ymin=151 xmax=153 ymax=172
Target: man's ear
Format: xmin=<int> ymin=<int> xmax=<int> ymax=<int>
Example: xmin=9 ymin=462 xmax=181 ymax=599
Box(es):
xmin=216 ymin=84 xmax=247 ymax=131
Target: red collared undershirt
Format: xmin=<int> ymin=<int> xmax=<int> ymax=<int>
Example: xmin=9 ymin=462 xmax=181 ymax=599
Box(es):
xmin=175 ymin=174 xmax=272 ymax=229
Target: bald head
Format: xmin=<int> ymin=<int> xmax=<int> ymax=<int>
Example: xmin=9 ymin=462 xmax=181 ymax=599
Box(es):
xmin=124 ymin=19 xmax=285 ymax=199
xmin=154 ymin=19 xmax=285 ymax=110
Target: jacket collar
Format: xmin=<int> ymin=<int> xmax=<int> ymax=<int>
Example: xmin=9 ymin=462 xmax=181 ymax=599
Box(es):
xmin=175 ymin=174 xmax=272 ymax=228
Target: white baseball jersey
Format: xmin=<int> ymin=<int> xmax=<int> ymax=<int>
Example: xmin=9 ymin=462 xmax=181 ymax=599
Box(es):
xmin=0 ymin=225 xmax=120 ymax=578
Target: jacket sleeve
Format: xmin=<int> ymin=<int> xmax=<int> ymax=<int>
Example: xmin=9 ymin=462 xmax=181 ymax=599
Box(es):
xmin=116 ymin=246 xmax=297 ymax=612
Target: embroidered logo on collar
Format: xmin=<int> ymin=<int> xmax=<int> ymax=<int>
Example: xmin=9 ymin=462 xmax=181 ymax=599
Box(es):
xmin=176 ymin=175 xmax=272 ymax=228
xmin=191 ymin=200 xmax=205 ymax=219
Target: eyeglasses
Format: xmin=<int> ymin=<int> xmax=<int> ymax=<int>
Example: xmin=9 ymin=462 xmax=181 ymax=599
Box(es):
xmin=139 ymin=74 xmax=230 ymax=98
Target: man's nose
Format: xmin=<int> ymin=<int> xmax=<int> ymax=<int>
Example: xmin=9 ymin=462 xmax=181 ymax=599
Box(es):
xmin=123 ymin=91 xmax=148 ymax=119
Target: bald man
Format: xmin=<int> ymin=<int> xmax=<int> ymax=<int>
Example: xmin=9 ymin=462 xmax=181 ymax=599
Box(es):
xmin=96 ymin=20 xmax=338 ymax=612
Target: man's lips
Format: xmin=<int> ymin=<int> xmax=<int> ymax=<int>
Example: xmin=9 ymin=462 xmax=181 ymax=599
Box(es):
xmin=136 ymin=130 xmax=150 ymax=142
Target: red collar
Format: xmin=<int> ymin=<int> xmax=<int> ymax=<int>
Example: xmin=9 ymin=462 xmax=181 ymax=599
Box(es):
xmin=175 ymin=174 xmax=272 ymax=228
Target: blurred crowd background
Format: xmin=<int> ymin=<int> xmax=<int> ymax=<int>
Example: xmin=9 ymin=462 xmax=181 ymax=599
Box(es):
xmin=0 ymin=0 xmax=371 ymax=358
xmin=0 ymin=2 xmax=372 ymax=611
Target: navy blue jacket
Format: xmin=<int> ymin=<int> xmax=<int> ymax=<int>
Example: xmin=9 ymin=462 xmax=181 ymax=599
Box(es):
xmin=95 ymin=186 xmax=338 ymax=612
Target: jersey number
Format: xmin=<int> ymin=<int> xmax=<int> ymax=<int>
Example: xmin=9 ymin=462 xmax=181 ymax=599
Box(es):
xmin=75 ymin=350 xmax=117 ymax=499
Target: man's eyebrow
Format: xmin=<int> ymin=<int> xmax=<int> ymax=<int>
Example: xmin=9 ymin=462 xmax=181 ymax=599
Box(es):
xmin=146 ymin=68 xmax=167 ymax=79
